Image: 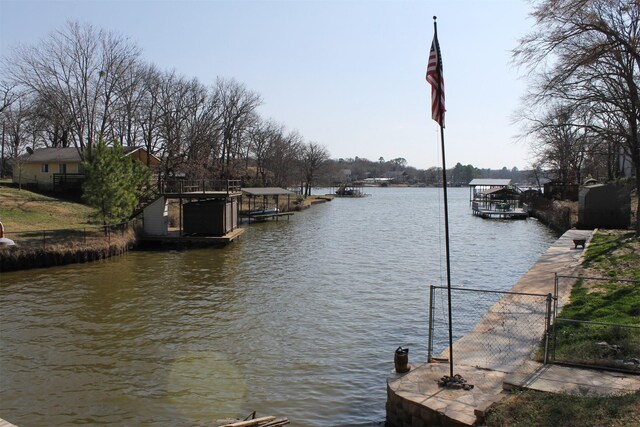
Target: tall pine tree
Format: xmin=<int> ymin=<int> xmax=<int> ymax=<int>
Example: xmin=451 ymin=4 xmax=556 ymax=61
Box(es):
xmin=82 ymin=140 xmax=151 ymax=225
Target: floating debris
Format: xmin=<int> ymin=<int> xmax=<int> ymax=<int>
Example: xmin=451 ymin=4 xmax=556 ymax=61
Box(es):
xmin=215 ymin=412 xmax=290 ymax=427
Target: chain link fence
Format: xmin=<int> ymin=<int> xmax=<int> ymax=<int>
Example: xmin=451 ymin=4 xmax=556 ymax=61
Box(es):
xmin=3 ymin=220 xmax=141 ymax=250
xmin=550 ymin=274 xmax=640 ymax=373
xmin=428 ymin=286 xmax=552 ymax=372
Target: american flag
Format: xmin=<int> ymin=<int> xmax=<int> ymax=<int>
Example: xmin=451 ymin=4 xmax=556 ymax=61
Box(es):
xmin=426 ymin=32 xmax=445 ymax=128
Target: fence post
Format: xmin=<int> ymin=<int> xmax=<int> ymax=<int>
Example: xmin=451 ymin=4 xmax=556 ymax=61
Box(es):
xmin=43 ymin=230 xmax=46 ymax=249
xmin=427 ymin=285 xmax=435 ymax=362
xmin=552 ymin=273 xmax=560 ymax=362
xmin=83 ymin=228 xmax=86 ymax=245
xmin=543 ymin=292 xmax=553 ymax=364
xmin=108 ymin=226 xmax=111 ymax=247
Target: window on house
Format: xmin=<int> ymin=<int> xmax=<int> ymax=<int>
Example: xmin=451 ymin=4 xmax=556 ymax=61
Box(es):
xmin=41 ymin=164 xmax=49 ymax=173
xmin=59 ymin=164 xmax=67 ymax=174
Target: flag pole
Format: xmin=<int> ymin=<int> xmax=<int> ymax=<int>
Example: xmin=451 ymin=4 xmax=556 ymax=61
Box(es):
xmin=432 ymin=16 xmax=454 ymax=380
xmin=428 ymin=16 xmax=472 ymax=390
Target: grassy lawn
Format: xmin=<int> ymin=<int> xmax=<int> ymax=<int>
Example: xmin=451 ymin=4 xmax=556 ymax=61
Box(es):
xmin=552 ymin=231 xmax=640 ymax=366
xmin=485 ymin=229 xmax=640 ymax=427
xmin=0 ymin=181 xmax=97 ymax=232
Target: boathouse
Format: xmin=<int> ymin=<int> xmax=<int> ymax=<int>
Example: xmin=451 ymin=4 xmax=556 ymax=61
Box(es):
xmin=468 ymin=179 xmax=527 ymax=219
xmin=142 ymin=179 xmax=244 ymax=245
xmin=468 ymin=179 xmax=512 ymax=202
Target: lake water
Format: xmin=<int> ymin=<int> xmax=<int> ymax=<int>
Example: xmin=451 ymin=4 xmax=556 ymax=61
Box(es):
xmin=0 ymin=187 xmax=557 ymax=426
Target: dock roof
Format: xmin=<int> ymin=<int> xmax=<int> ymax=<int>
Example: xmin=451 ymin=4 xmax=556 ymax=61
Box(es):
xmin=468 ymin=179 xmax=512 ymax=187
xmin=242 ymin=187 xmax=295 ymax=196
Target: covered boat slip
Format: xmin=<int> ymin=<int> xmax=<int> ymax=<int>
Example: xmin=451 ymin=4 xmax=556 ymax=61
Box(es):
xmin=468 ymin=179 xmax=528 ymax=219
xmin=331 ymin=183 xmax=368 ymax=197
xmin=240 ymin=187 xmax=295 ymax=223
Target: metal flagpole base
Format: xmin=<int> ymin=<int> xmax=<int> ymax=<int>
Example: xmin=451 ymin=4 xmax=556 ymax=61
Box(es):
xmin=437 ymin=374 xmax=474 ymax=390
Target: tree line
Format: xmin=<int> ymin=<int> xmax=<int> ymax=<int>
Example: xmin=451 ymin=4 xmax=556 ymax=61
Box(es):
xmin=513 ymin=0 xmax=640 ymax=233
xmin=0 ymin=21 xmax=329 ymax=193
xmin=321 ymin=157 xmax=532 ymax=187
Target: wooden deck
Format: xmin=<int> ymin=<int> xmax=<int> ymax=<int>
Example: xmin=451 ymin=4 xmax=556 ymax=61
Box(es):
xmin=139 ymin=227 xmax=245 ymax=245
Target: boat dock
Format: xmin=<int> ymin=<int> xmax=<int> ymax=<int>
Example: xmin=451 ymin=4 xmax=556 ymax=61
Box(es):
xmin=240 ymin=212 xmax=294 ymax=223
xmin=139 ymin=228 xmax=244 ymax=246
xmin=471 ymin=204 xmax=528 ymax=219
xmin=468 ymin=179 xmax=528 ymax=220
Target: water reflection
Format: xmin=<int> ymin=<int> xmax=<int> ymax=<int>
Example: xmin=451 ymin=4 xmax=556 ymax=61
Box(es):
xmin=0 ymin=188 xmax=556 ymax=426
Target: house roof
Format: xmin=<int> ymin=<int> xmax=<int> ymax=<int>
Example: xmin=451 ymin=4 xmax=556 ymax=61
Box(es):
xmin=242 ymin=187 xmax=295 ymax=196
xmin=468 ymin=179 xmax=512 ymax=187
xmin=19 ymin=146 xmax=160 ymax=164
xmin=20 ymin=147 xmax=81 ymax=163
xmin=122 ymin=146 xmax=161 ymax=163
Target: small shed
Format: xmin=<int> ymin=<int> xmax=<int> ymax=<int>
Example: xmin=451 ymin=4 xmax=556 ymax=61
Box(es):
xmin=579 ymin=184 xmax=630 ymax=229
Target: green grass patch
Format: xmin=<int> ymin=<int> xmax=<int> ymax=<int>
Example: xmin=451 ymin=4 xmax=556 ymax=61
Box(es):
xmin=560 ymin=279 xmax=640 ymax=325
xmin=551 ymin=231 xmax=640 ymax=367
xmin=583 ymin=231 xmax=640 ymax=280
xmin=0 ymin=184 xmax=97 ymax=231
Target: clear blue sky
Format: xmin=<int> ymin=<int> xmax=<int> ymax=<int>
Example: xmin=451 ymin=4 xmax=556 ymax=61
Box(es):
xmin=0 ymin=0 xmax=535 ymax=170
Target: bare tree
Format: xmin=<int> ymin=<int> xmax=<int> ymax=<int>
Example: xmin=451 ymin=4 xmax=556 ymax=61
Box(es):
xmin=156 ymin=71 xmax=195 ymax=180
xmin=1 ymin=93 xmax=36 ymax=188
xmin=5 ymin=21 xmax=141 ymax=158
xmin=215 ymin=78 xmax=262 ymax=179
xmin=138 ymin=64 xmax=165 ymax=165
xmin=514 ymin=0 xmax=640 ymax=234
xmin=521 ymin=104 xmax=592 ymax=188
xmin=301 ymin=141 xmax=329 ymax=196
xmin=108 ymin=62 xmax=147 ymax=147
xmin=264 ymin=129 xmax=303 ymax=188
xmin=248 ymin=119 xmax=284 ymax=185
xmin=0 ymin=80 xmax=17 ymax=114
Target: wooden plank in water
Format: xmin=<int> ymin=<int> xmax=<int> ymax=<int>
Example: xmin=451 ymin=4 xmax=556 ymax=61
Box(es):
xmin=220 ymin=416 xmax=276 ymax=427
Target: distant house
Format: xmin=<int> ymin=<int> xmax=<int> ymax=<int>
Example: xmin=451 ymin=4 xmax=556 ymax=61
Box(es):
xmin=383 ymin=170 xmax=406 ymax=182
xmin=363 ymin=177 xmax=394 ymax=185
xmin=12 ymin=146 xmax=160 ymax=191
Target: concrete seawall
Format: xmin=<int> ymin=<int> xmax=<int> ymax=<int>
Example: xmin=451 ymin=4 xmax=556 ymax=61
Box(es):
xmin=386 ymin=228 xmax=594 ymax=427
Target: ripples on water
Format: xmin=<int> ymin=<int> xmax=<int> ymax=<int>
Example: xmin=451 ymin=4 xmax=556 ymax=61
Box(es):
xmin=0 ymin=187 xmax=557 ymax=426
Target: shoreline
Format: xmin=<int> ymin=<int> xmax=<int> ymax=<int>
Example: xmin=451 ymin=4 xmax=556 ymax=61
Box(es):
xmin=0 ymin=195 xmax=335 ymax=273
